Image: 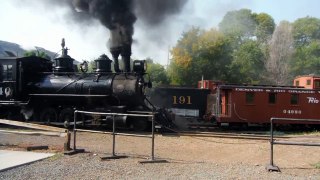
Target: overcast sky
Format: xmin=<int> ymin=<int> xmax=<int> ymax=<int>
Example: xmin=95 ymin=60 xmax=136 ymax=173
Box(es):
xmin=1 ymin=0 xmax=320 ymax=65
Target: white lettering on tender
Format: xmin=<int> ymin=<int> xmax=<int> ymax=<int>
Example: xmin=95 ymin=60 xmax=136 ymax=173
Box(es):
xmin=307 ymin=97 xmax=319 ymax=104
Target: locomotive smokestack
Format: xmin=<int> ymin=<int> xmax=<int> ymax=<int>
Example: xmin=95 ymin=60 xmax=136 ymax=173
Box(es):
xmin=72 ymin=0 xmax=136 ymax=72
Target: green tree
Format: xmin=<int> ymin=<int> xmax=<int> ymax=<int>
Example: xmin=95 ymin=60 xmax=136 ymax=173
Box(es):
xmin=292 ymin=16 xmax=320 ymax=47
xmin=24 ymin=50 xmax=51 ymax=60
xmin=255 ymin=13 xmax=275 ymax=44
xmin=291 ymin=41 xmax=320 ymax=76
xmin=291 ymin=17 xmax=320 ymax=77
xmin=229 ymin=40 xmax=265 ymax=84
xmin=219 ymin=9 xmax=257 ymax=43
xmin=168 ymin=27 xmax=232 ymax=86
xmin=145 ymin=58 xmax=169 ymax=87
xmin=219 ymin=9 xmax=275 ymax=46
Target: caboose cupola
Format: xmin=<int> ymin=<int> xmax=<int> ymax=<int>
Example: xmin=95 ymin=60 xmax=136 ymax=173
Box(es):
xmin=54 ymin=38 xmax=74 ymax=73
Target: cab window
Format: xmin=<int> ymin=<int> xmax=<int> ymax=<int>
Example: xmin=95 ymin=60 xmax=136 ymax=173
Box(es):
xmin=2 ymin=64 xmax=13 ymax=80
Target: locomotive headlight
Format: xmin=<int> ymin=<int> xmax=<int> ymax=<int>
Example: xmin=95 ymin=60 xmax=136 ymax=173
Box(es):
xmin=133 ymin=60 xmax=147 ymax=73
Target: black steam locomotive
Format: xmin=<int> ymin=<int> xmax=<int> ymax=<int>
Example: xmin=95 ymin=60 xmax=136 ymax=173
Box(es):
xmin=0 ymin=41 xmax=152 ymax=130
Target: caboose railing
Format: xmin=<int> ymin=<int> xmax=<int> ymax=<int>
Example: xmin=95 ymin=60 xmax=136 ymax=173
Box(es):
xmin=65 ymin=110 xmax=167 ymax=163
xmin=267 ymin=117 xmax=320 ymax=172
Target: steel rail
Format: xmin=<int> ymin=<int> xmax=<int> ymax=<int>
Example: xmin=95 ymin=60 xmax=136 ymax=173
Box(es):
xmin=162 ymin=131 xmax=292 ymax=140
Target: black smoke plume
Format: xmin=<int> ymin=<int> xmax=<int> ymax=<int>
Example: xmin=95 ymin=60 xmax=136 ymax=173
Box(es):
xmin=71 ymin=0 xmax=187 ymax=71
xmin=11 ymin=0 xmax=188 ymax=69
xmin=134 ymin=0 xmax=188 ymax=26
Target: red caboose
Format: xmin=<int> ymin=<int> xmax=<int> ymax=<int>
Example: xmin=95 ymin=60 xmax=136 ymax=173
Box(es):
xmin=199 ymin=76 xmax=320 ymax=126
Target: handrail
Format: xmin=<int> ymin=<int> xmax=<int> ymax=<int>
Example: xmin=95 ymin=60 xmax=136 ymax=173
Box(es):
xmin=267 ymin=117 xmax=320 ymax=172
xmin=65 ymin=110 xmax=167 ymax=163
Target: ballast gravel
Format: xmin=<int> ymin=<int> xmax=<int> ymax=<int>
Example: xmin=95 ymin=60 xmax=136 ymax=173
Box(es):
xmin=0 ymin=131 xmax=320 ymax=179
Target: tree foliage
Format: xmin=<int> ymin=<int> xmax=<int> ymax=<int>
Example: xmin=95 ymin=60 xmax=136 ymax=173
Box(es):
xmin=24 ymin=50 xmax=51 ymax=60
xmin=292 ymin=17 xmax=320 ymax=47
xmin=146 ymin=58 xmax=169 ymax=87
xmin=229 ymin=40 xmax=265 ymax=84
xmin=291 ymin=40 xmax=320 ymax=76
xmin=168 ymin=27 xmax=232 ymax=86
xmin=158 ymin=11 xmax=320 ymax=86
xmin=291 ymin=17 xmax=320 ymax=77
xmin=219 ymin=9 xmax=257 ymax=43
xmin=219 ymin=9 xmax=275 ymax=45
xmin=255 ymin=13 xmax=276 ymax=44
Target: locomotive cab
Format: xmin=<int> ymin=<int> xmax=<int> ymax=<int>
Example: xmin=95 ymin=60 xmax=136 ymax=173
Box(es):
xmin=0 ymin=58 xmax=17 ymax=101
xmin=0 ymin=56 xmax=52 ymax=102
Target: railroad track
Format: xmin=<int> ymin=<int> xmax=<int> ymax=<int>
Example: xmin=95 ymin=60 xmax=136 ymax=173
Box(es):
xmin=162 ymin=130 xmax=293 ymax=140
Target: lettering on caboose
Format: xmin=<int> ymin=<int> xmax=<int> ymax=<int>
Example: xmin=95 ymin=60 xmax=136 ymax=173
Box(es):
xmin=307 ymin=97 xmax=319 ymax=104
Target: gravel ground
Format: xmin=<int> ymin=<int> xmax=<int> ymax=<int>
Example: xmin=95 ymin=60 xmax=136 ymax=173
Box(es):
xmin=0 ymin=130 xmax=320 ymax=179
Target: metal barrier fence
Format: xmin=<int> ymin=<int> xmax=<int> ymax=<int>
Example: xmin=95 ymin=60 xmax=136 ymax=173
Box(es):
xmin=64 ymin=110 xmax=167 ymax=163
xmin=267 ymin=117 xmax=320 ymax=172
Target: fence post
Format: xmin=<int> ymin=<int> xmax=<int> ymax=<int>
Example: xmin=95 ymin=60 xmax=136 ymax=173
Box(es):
xmin=64 ymin=130 xmax=71 ymax=151
xmin=266 ymin=118 xmax=280 ymax=172
xmin=100 ymin=114 xmax=127 ymax=160
xmin=64 ymin=110 xmax=85 ymax=155
xmin=112 ymin=114 xmax=116 ymax=156
xmin=139 ymin=113 xmax=167 ymax=164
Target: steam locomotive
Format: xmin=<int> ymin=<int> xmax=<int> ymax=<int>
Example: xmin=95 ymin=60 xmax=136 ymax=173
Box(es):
xmin=0 ymin=40 xmax=152 ymax=130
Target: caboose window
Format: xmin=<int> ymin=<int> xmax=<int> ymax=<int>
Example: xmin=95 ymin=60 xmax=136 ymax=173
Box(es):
xmin=246 ymin=92 xmax=255 ymax=104
xmin=295 ymin=80 xmax=299 ymax=86
xmin=315 ymin=81 xmax=320 ymax=88
xmin=269 ymin=93 xmax=277 ymax=104
xmin=2 ymin=65 xmax=13 ymax=80
xmin=290 ymin=94 xmax=299 ymax=105
xmin=307 ymin=79 xmax=311 ymax=85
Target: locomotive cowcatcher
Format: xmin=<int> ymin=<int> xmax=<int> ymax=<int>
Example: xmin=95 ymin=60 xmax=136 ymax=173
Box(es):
xmin=0 ymin=40 xmax=152 ymax=130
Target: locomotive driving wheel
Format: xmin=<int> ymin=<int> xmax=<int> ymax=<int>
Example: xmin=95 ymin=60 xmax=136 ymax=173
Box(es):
xmin=40 ymin=107 xmax=58 ymax=124
xmin=130 ymin=117 xmax=148 ymax=131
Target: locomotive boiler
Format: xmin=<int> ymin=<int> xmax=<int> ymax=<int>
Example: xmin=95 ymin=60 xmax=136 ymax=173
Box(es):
xmin=0 ymin=40 xmax=151 ymax=130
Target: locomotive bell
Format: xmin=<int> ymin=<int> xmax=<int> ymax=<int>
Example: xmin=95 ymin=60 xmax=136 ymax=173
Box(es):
xmin=95 ymin=54 xmax=112 ymax=73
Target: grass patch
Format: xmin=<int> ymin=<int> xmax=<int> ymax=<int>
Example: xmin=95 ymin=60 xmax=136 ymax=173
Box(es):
xmin=313 ymin=162 xmax=320 ymax=169
xmin=49 ymin=153 xmax=64 ymax=161
xmin=288 ymin=130 xmax=320 ymax=136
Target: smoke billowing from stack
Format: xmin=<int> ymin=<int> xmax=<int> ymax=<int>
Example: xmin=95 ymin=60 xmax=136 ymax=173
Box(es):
xmin=72 ymin=0 xmax=187 ymax=72
xmin=72 ymin=0 xmax=135 ymax=72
